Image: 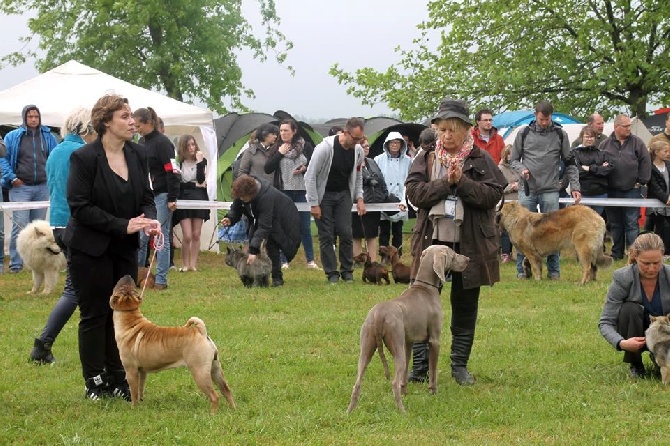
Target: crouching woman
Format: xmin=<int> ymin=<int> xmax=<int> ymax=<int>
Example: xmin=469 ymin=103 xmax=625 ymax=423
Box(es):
xmin=599 ymin=232 xmax=670 ymax=379
xmin=221 ymin=175 xmax=300 ymax=287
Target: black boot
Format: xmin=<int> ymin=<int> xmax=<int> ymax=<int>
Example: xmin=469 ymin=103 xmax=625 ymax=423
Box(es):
xmin=450 ymin=328 xmax=475 ymax=386
xmin=408 ymin=341 xmax=429 ymax=383
xmin=29 ymin=338 xmax=55 ymax=364
xmin=106 ymin=370 xmax=131 ymax=402
xmin=85 ymin=373 xmax=110 ymax=400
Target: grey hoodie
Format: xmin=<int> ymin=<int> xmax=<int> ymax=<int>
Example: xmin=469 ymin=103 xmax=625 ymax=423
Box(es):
xmin=510 ymin=121 xmax=579 ymax=194
xmin=304 ymin=135 xmax=364 ymax=205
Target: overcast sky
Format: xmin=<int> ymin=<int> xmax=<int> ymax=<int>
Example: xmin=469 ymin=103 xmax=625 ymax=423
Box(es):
xmin=0 ymin=1 xmax=430 ymax=120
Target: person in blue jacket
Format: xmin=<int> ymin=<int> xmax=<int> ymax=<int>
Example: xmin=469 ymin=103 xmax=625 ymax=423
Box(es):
xmin=0 ymin=105 xmax=58 ymax=273
xmin=29 ymin=108 xmax=97 ymax=364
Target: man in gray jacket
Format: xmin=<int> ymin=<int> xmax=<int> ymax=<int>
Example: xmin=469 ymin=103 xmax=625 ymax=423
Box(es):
xmin=305 ymin=117 xmax=366 ymax=284
xmin=510 ymin=100 xmax=581 ymax=280
xmin=600 ymin=114 xmax=651 ymax=260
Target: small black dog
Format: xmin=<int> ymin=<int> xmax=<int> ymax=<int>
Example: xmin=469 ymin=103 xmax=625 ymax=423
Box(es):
xmin=224 ymin=245 xmax=272 ymax=287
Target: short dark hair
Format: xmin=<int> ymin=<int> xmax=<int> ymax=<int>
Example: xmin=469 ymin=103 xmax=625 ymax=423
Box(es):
xmin=91 ymin=94 xmax=130 ymax=136
xmin=580 ymin=125 xmax=596 ymax=138
xmin=231 ymin=175 xmax=260 ymax=199
xmin=256 ymin=123 xmax=279 ymax=143
xmin=475 ymin=108 xmax=494 ymax=121
xmin=328 ymin=126 xmax=343 ymax=136
xmin=535 ymin=100 xmax=554 ymax=116
xmin=418 ymin=128 xmax=437 ymax=146
xmin=345 ymin=117 xmax=365 ymax=133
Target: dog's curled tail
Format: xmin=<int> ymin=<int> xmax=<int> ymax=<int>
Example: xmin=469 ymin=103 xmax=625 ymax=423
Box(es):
xmin=186 ymin=317 xmax=208 ymax=337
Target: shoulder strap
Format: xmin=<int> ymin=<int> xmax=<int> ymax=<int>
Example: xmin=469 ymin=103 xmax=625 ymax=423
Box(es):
xmin=520 ymin=125 xmax=564 ymax=147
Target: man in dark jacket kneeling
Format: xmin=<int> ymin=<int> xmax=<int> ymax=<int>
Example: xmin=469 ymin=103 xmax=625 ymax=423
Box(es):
xmin=222 ymin=175 xmax=301 ymax=286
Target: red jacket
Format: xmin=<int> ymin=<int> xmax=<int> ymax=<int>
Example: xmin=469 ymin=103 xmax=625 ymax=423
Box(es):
xmin=471 ymin=127 xmax=505 ymax=165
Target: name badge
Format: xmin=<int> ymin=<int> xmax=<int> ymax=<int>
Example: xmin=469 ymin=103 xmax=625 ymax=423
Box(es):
xmin=445 ymin=195 xmax=457 ymax=218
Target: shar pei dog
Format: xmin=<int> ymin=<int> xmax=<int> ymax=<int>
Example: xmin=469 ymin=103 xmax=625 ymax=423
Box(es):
xmin=498 ymin=202 xmax=613 ymax=284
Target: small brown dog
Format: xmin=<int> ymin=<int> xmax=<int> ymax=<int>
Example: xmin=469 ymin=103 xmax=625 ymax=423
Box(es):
xmin=361 ymin=252 xmax=390 ymax=285
xmin=378 ymin=245 xmax=411 ymax=284
xmin=353 ymin=252 xmax=368 ymax=268
xmin=347 ymin=245 xmax=470 ymax=414
xmin=137 ymin=267 xmax=155 ymax=289
xmin=645 ymin=315 xmax=670 ymax=384
xmin=110 ymin=275 xmax=235 ymax=413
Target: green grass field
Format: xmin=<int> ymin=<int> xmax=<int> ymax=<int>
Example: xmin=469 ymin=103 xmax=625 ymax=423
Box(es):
xmin=0 ymin=241 xmax=668 ymax=445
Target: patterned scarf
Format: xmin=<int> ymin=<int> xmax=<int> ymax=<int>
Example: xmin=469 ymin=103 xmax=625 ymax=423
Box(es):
xmin=434 ymin=132 xmax=474 ymax=173
xmin=282 ymin=137 xmax=305 ymax=160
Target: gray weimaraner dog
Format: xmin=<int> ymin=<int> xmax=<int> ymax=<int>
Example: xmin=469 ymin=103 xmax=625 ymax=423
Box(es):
xmin=347 ymin=245 xmax=469 ymax=414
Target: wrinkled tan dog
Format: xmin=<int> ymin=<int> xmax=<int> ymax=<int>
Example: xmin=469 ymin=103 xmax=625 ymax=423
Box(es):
xmin=645 ymin=315 xmax=670 ymax=384
xmin=498 ymin=202 xmax=612 ymax=284
xmin=110 ymin=275 xmax=235 ymax=413
xmin=16 ymin=220 xmax=66 ymax=294
xmin=347 ymin=245 xmax=470 ymax=414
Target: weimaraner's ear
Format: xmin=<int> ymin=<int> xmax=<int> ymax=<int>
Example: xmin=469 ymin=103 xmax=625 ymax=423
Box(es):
xmin=433 ymin=248 xmax=447 ymax=282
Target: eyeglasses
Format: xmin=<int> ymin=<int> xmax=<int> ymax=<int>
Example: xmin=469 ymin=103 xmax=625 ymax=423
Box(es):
xmin=346 ymin=131 xmax=367 ymax=143
xmin=616 ymin=124 xmax=632 ymax=128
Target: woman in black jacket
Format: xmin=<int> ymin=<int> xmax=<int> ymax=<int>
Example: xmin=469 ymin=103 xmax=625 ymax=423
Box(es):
xmin=221 ymin=175 xmax=301 ymax=286
xmin=133 ymin=107 xmax=180 ymax=289
xmin=264 ymin=119 xmax=319 ymax=269
xmin=65 ymin=94 xmax=159 ymax=400
xmin=647 ymin=140 xmax=670 ymax=254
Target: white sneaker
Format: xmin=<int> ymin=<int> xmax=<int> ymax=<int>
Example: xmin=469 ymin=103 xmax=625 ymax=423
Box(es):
xmin=281 ymin=263 xmax=290 ymax=269
xmin=306 ymin=261 xmax=322 ymax=270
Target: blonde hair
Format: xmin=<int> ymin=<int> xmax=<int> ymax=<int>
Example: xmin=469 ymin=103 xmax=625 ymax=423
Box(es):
xmin=649 ymin=140 xmax=670 ymax=162
xmin=627 ymin=232 xmax=665 ymax=264
xmin=61 ymin=107 xmax=93 ymax=138
xmin=501 ymin=144 xmax=513 ymax=162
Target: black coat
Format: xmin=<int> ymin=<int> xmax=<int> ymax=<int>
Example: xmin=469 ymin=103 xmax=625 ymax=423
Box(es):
xmin=226 ymin=177 xmax=301 ymax=260
xmin=64 ymin=139 xmax=156 ymax=256
xmin=571 ymin=145 xmax=613 ymax=196
xmin=649 ymin=161 xmax=670 ymax=205
xmin=362 ymin=157 xmax=389 ymax=203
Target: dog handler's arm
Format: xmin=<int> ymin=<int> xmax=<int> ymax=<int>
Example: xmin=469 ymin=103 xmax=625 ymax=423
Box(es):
xmin=599 ymin=270 xmax=637 ymax=349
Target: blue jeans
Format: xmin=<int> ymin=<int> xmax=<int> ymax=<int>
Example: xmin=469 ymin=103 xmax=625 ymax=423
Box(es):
xmin=137 ymin=193 xmax=171 ymax=285
xmin=9 ymin=183 xmax=49 ymax=270
xmin=39 ymin=228 xmax=77 ymax=344
xmin=606 ymin=188 xmax=642 ymax=259
xmin=516 ymin=190 xmax=560 ymax=277
xmin=282 ymin=190 xmax=315 ymax=263
xmin=0 ymin=189 xmax=4 ymax=270
xmin=582 ymin=192 xmax=607 ymax=219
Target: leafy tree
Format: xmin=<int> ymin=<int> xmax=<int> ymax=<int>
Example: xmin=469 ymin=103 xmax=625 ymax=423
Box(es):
xmin=331 ymin=0 xmax=670 ymax=121
xmin=0 ymin=0 xmax=292 ymax=113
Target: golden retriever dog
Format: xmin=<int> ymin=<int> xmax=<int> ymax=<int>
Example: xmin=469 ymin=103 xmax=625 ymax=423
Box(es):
xmin=498 ymin=202 xmax=613 ymax=284
xmin=16 ymin=220 xmax=66 ymax=294
xmin=646 ymin=315 xmax=670 ymax=384
xmin=110 ymin=275 xmax=235 ymax=413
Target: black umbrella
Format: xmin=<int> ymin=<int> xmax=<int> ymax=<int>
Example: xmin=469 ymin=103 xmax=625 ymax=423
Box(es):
xmin=368 ymin=123 xmax=427 ymax=159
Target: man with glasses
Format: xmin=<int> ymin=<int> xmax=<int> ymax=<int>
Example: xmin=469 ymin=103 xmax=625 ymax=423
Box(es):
xmin=0 ymin=105 xmax=58 ymax=273
xmin=472 ymin=108 xmax=505 ymax=164
xmin=305 ymin=117 xmax=366 ymax=284
xmin=601 ymin=114 xmax=651 ymax=260
xmin=571 ymin=113 xmax=607 ymax=148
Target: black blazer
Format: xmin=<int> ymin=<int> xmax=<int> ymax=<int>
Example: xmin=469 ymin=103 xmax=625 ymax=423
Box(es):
xmin=64 ymin=139 xmax=156 ymax=256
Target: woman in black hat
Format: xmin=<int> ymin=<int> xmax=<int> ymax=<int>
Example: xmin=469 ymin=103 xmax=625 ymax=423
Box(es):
xmin=405 ymin=98 xmax=507 ymax=385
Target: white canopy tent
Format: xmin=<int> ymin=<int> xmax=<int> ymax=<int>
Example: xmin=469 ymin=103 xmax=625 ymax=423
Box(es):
xmin=0 ymin=60 xmax=219 ymax=252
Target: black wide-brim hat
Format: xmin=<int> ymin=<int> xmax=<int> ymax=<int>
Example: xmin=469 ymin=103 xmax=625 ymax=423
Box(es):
xmin=432 ymin=98 xmax=471 ymax=126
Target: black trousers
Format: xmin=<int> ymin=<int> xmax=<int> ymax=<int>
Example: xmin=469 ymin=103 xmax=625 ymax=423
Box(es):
xmin=379 ymin=219 xmax=403 ymax=250
xmin=617 ymin=301 xmax=649 ymax=365
xmin=70 ymin=242 xmax=137 ymax=380
xmin=266 ymin=237 xmax=282 ymax=281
